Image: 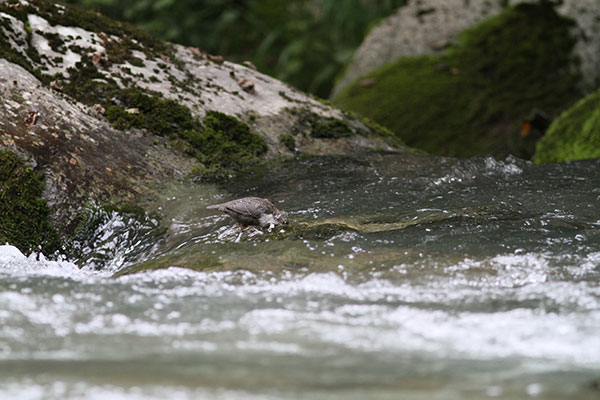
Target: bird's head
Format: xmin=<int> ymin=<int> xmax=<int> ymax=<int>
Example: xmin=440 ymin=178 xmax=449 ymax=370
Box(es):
xmin=275 ymin=210 xmax=289 ymax=225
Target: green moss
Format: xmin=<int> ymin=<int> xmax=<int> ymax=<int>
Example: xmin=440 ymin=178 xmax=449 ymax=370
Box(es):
xmin=38 ymin=31 xmax=66 ymax=53
xmin=279 ymin=134 xmax=296 ymax=152
xmin=0 ymin=15 xmax=43 ymax=82
xmin=288 ymin=107 xmax=355 ymax=139
xmin=0 ymin=0 xmax=169 ymax=57
xmin=333 ymin=3 xmax=581 ymax=158
xmin=343 ymin=109 xmax=406 ymax=147
xmin=277 ymin=223 xmax=358 ymax=241
xmin=533 ymin=89 xmax=600 ymax=163
xmin=0 ymin=1 xmax=267 ymax=183
xmin=187 ymin=111 xmax=268 ymax=182
xmin=113 ymin=253 xmax=223 ymax=277
xmin=108 ymin=89 xmax=196 ymax=137
xmin=60 ymin=56 xmax=266 ymax=181
xmin=311 ymin=118 xmax=353 ymax=139
xmin=105 ymin=105 xmax=142 ymax=130
xmin=0 ymin=150 xmax=61 ymax=255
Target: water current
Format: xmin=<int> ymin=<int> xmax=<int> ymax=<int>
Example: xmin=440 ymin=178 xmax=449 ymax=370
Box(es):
xmin=1 ymin=152 xmax=599 ymax=399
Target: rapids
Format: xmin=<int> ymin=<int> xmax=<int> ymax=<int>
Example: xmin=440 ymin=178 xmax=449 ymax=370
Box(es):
xmin=1 ymin=152 xmax=599 ymax=399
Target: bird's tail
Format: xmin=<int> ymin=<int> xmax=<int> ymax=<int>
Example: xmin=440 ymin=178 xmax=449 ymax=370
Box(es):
xmin=206 ymin=204 xmax=222 ymax=210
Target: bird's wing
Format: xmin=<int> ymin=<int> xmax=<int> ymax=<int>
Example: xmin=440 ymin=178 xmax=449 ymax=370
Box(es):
xmin=232 ymin=198 xmax=274 ymax=218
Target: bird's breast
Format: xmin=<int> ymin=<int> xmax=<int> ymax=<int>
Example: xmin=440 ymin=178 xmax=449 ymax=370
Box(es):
xmin=258 ymin=213 xmax=276 ymax=227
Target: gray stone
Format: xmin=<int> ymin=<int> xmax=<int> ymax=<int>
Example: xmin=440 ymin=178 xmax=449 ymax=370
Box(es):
xmin=332 ymin=0 xmax=600 ymax=98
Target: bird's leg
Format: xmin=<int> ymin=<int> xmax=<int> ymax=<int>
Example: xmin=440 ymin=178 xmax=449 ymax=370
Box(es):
xmin=234 ymin=223 xmax=246 ymax=243
xmin=235 ymin=231 xmax=243 ymax=243
xmin=248 ymin=226 xmax=263 ymax=237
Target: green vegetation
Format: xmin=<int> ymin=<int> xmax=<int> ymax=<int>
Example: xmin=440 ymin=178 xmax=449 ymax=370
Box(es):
xmin=62 ymin=0 xmax=406 ymax=97
xmin=113 ymin=252 xmax=223 ymax=277
xmin=104 ymin=91 xmax=195 ymax=137
xmin=533 ymin=89 xmax=600 ymax=163
xmin=279 ymin=134 xmax=296 ymax=152
xmin=187 ymin=111 xmax=268 ymax=182
xmin=0 ymin=150 xmax=61 ymax=256
xmin=287 ymin=107 xmax=354 ymax=139
xmin=333 ymin=3 xmax=581 ymax=158
xmin=311 ymin=118 xmax=353 ymax=139
xmin=59 ymin=57 xmax=265 ymax=181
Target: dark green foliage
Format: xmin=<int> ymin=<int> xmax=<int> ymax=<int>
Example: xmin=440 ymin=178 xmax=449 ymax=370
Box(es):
xmin=279 ymin=134 xmax=296 ymax=152
xmin=533 ymin=89 xmax=600 ymax=163
xmin=61 ymin=0 xmax=406 ymax=97
xmin=334 ymin=3 xmax=581 ymax=158
xmin=187 ymin=111 xmax=268 ymax=182
xmin=0 ymin=150 xmax=61 ymax=256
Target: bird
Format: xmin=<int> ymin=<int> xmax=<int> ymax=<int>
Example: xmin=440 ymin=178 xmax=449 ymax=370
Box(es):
xmin=207 ymin=197 xmax=289 ymax=238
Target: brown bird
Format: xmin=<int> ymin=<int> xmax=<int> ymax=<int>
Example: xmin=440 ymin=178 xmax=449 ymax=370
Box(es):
xmin=207 ymin=197 xmax=289 ymax=232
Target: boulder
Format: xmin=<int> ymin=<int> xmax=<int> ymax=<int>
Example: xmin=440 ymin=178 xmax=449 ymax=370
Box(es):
xmin=332 ymin=0 xmax=600 ymax=98
xmin=332 ymin=2 xmax=586 ymax=158
xmin=0 ymin=0 xmax=402 ymax=239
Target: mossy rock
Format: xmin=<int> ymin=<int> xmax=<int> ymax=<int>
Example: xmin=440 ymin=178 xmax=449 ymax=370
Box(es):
xmin=533 ymin=89 xmax=600 ymax=163
xmin=0 ymin=150 xmax=60 ymax=256
xmin=333 ymin=3 xmax=581 ymax=158
xmin=187 ymin=111 xmax=268 ymax=182
xmin=279 ymin=134 xmax=296 ymax=152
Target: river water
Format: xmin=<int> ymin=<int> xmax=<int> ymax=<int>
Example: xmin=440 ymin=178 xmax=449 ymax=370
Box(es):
xmin=1 ymin=152 xmax=599 ymax=399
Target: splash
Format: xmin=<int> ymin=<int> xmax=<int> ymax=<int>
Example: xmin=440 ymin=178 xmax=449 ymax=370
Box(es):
xmin=0 ymin=244 xmax=82 ymax=277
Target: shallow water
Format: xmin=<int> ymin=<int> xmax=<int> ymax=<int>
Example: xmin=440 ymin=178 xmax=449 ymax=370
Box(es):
xmin=1 ymin=152 xmax=599 ymax=399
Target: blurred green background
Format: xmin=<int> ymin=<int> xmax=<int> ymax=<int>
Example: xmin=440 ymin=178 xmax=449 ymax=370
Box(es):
xmin=62 ymin=0 xmax=407 ymax=98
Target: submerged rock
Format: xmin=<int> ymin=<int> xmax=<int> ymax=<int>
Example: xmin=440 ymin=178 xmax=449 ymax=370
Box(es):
xmin=0 ymin=0 xmax=404 ymax=251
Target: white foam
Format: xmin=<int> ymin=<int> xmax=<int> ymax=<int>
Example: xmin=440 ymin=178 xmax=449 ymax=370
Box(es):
xmin=0 ymin=245 xmax=88 ymax=278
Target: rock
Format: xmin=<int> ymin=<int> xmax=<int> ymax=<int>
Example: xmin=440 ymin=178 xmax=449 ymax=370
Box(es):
xmin=333 ymin=2 xmax=584 ymax=158
xmin=242 ymin=60 xmax=257 ymax=70
xmin=0 ymin=0 xmax=403 ymax=235
xmin=92 ymin=103 xmax=106 ymax=115
xmin=332 ymin=0 xmax=600 ymax=98
xmin=533 ymin=88 xmax=600 ymax=163
xmin=206 ymin=54 xmax=224 ymax=64
xmin=237 ymin=78 xmax=255 ymax=93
